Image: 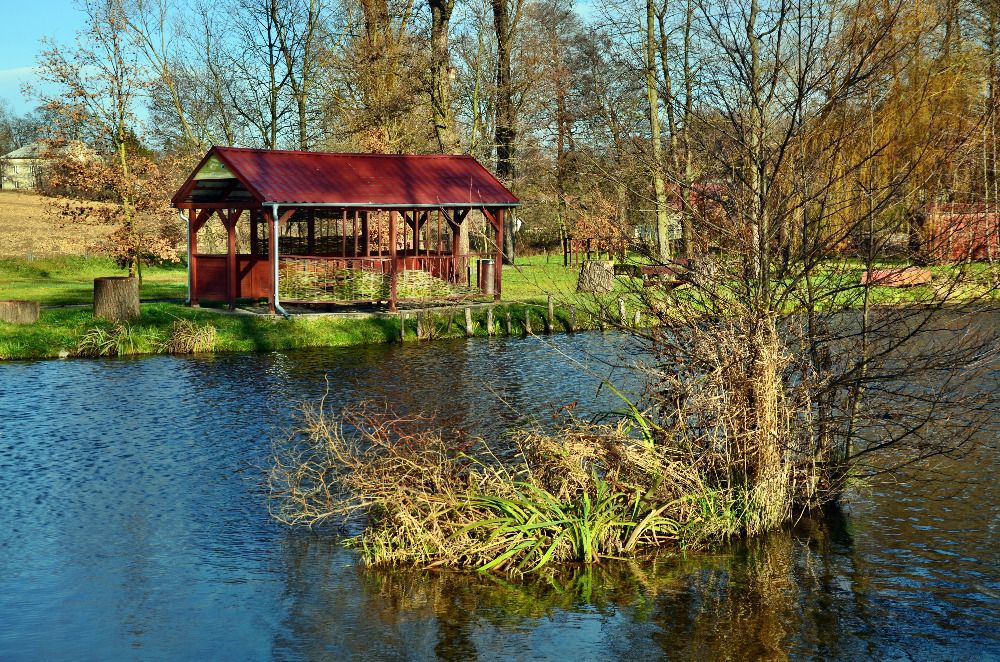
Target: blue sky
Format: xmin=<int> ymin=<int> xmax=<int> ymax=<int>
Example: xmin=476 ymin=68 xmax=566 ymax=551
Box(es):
xmin=1 ymin=1 xmax=84 ymax=114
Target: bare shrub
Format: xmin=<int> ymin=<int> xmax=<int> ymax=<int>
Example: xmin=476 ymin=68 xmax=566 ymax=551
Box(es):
xmin=268 ymin=400 xmax=753 ymax=573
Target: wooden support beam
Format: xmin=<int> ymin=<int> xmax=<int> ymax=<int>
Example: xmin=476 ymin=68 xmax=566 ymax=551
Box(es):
xmin=250 ymin=209 xmax=259 ymax=256
xmin=389 ymin=210 xmax=398 ymax=311
xmin=423 ymin=210 xmax=430 ymax=256
xmin=362 ymin=211 xmax=370 ymax=256
xmin=266 ymin=209 xmax=277 ymax=314
xmin=436 ymin=209 xmax=443 ymax=255
xmin=189 ymin=208 xmax=199 ymax=307
xmin=451 ymin=213 xmax=462 ymax=284
xmin=225 ymin=209 xmax=239 ymax=309
xmin=494 ymin=208 xmax=504 ymax=300
xmin=342 ymin=210 xmax=348 ymax=258
xmin=307 ymin=210 xmax=315 ymax=254
xmin=175 ymin=202 xmax=256 ymax=210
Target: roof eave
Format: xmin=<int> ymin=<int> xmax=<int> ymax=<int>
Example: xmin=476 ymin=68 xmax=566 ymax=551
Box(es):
xmin=261 ymin=201 xmax=520 ymax=208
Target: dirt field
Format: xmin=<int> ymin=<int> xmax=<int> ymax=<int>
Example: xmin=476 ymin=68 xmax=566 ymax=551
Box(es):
xmin=0 ymin=190 xmax=115 ymax=258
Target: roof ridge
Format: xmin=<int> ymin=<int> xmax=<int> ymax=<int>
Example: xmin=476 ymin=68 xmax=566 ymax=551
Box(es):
xmin=213 ymin=145 xmax=474 ymax=159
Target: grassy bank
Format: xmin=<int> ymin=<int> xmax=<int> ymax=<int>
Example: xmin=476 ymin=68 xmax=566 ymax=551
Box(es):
xmin=0 ymin=298 xmax=613 ymax=360
xmin=3 ymin=253 xmax=996 ymax=360
xmin=0 ymin=254 xmax=618 ymax=360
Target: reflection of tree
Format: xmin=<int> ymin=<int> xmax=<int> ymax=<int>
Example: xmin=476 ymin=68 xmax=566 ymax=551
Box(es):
xmin=271 ymin=518 xmax=904 ymax=660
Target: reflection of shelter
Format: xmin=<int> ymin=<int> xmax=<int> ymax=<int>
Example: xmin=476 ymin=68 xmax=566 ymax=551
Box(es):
xmin=171 ymin=147 xmax=519 ymax=313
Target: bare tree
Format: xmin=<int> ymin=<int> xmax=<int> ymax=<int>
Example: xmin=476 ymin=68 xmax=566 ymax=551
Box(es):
xmin=492 ymin=0 xmax=523 ymax=262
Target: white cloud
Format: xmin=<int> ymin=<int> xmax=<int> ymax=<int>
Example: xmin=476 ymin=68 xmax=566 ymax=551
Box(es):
xmin=0 ymin=66 xmax=35 ymax=80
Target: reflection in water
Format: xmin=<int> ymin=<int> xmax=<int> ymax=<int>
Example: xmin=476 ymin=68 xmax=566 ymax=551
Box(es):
xmin=0 ymin=332 xmax=997 ymax=660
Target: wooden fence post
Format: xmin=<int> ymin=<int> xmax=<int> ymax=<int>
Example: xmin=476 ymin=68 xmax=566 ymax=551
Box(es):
xmin=465 ymin=307 xmax=474 ymax=336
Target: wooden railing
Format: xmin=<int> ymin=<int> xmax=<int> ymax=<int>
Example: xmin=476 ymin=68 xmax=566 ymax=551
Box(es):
xmin=277 ymin=254 xmax=483 ymax=303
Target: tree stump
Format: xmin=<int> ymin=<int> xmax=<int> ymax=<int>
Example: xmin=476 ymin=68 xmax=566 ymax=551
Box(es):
xmin=0 ymin=300 xmax=40 ymax=324
xmin=577 ymin=260 xmax=615 ymax=293
xmin=93 ymin=277 xmax=140 ymax=321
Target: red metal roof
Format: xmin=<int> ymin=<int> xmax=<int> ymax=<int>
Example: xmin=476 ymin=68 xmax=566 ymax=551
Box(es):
xmin=172 ymin=146 xmax=519 ymax=207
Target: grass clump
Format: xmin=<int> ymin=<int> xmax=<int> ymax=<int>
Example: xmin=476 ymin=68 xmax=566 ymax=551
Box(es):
xmin=161 ymin=318 xmax=216 ymax=353
xmin=268 ymin=401 xmax=750 ymax=574
xmin=75 ymin=322 xmax=145 ymax=357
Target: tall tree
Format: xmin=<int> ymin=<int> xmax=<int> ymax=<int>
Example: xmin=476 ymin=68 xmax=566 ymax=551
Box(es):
xmin=492 ymin=0 xmax=522 ymax=263
xmin=34 ymin=0 xmax=181 ymax=277
xmin=429 ymin=0 xmax=460 ymax=152
xmin=645 ymin=0 xmax=671 ymax=261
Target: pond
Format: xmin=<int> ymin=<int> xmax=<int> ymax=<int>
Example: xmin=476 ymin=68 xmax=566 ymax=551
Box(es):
xmin=0 ymin=331 xmax=997 ymax=660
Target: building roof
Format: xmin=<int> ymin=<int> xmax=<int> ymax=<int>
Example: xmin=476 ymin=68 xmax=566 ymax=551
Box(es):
xmin=2 ymin=141 xmax=95 ymax=161
xmin=172 ymin=146 xmax=519 ymax=208
xmin=2 ymin=142 xmax=49 ymax=159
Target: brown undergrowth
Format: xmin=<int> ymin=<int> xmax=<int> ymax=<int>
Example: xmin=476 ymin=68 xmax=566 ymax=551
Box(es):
xmin=268 ymin=395 xmax=780 ymax=573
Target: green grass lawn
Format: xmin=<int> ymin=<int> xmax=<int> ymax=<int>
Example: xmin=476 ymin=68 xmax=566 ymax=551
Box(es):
xmin=0 ymin=254 xmax=585 ymax=307
xmin=0 ymin=256 xmax=188 ymax=305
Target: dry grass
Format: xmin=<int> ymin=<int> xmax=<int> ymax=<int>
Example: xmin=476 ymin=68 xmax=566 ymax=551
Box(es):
xmin=268 ymin=400 xmax=752 ymax=573
xmin=0 ymin=190 xmax=114 ymax=258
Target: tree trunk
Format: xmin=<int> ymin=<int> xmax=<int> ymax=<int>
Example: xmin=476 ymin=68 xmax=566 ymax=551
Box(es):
xmin=577 ymin=260 xmax=615 ymax=293
xmin=429 ymin=0 xmax=459 ymax=152
xmin=646 ymin=0 xmax=671 ymax=262
xmin=0 ymin=300 xmax=40 ymax=324
xmin=492 ymin=0 xmax=517 ymax=264
xmin=94 ymin=277 xmax=140 ymax=321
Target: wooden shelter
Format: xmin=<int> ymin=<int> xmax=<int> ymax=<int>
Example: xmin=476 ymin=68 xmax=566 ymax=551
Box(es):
xmin=911 ymin=203 xmax=1000 ymax=262
xmin=171 ymin=146 xmax=519 ymax=313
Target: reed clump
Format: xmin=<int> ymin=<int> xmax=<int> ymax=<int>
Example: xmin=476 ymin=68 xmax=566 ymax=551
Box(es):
xmin=268 ymin=401 xmax=761 ymax=573
xmin=75 ymin=322 xmax=143 ymax=357
xmin=161 ymin=318 xmax=216 ymax=353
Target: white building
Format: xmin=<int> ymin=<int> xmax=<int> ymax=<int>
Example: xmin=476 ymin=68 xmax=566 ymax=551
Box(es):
xmin=0 ymin=142 xmax=47 ymax=190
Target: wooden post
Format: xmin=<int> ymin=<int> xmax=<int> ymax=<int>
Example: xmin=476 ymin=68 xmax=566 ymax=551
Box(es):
xmin=618 ymin=297 xmax=627 ymax=326
xmin=505 ymin=310 xmax=513 ymax=335
xmin=307 ymin=210 xmax=316 ymax=254
xmin=226 ymin=210 xmax=238 ymax=310
xmin=416 ymin=311 xmax=425 ymax=340
xmin=267 ymin=209 xmax=278 ymax=315
xmin=436 ymin=209 xmax=443 ymax=256
xmin=362 ymin=211 xmax=370 ymax=257
xmin=494 ymin=208 xmax=504 ymax=300
xmin=524 ymin=308 xmax=532 ymax=335
xmin=351 ymin=209 xmax=358 ymax=257
xmin=546 ymin=294 xmax=554 ymax=333
xmin=450 ymin=218 xmax=461 ymax=283
xmin=389 ymin=210 xmax=398 ymax=311
xmin=189 ymin=208 xmax=199 ymax=307
xmin=464 ymin=307 xmax=474 ymax=336
xmin=399 ymin=312 xmax=407 ymax=341
xmin=250 ymin=210 xmax=259 ymax=256
xmin=486 ymin=306 xmax=494 ymax=336
xmin=634 ymin=310 xmax=641 ymax=327
xmin=342 ymin=210 xmax=348 ymax=258
xmin=568 ymin=305 xmax=576 ymax=333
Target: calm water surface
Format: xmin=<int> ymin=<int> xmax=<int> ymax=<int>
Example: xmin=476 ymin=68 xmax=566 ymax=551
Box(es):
xmin=0 ymin=332 xmax=997 ymax=661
